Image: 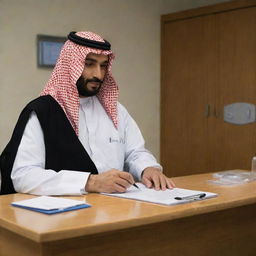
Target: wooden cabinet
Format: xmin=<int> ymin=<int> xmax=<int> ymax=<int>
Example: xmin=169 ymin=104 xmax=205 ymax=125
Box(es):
xmin=161 ymin=0 xmax=256 ymax=177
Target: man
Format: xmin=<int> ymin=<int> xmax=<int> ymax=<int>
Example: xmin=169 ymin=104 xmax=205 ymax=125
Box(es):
xmin=0 ymin=31 xmax=174 ymax=195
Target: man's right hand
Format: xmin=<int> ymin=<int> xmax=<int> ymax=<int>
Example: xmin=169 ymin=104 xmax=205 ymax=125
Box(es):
xmin=85 ymin=169 xmax=135 ymax=193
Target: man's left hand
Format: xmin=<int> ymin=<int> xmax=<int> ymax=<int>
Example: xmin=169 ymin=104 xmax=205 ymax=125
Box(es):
xmin=141 ymin=167 xmax=175 ymax=190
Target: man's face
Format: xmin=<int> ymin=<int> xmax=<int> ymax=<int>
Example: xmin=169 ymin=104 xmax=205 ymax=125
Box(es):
xmin=76 ymin=53 xmax=109 ymax=97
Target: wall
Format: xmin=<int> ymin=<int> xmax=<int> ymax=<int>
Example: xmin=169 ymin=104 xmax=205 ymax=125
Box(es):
xmin=0 ymin=0 xmax=230 ymax=161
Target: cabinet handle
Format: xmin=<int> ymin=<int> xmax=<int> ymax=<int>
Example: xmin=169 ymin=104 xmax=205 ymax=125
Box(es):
xmin=214 ymin=106 xmax=220 ymax=118
xmin=205 ymin=104 xmax=210 ymax=117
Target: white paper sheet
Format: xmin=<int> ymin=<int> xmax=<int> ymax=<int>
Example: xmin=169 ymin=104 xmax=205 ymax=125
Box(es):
xmin=103 ymin=183 xmax=217 ymax=205
xmin=12 ymin=196 xmax=86 ymax=210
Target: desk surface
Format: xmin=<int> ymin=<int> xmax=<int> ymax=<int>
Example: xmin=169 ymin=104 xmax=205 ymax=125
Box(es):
xmin=0 ymin=172 xmax=256 ymax=243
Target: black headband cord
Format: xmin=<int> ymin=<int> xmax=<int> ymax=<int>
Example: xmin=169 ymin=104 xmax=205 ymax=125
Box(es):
xmin=67 ymin=31 xmax=111 ymax=50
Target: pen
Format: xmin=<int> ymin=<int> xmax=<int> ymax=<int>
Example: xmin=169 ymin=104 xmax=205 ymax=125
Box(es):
xmin=132 ymin=183 xmax=140 ymax=190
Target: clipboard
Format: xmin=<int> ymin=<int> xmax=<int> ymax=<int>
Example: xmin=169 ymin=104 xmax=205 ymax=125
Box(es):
xmin=103 ymin=183 xmax=217 ymax=205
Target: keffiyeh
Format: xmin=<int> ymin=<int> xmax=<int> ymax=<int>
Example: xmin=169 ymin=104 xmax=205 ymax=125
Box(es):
xmin=40 ymin=31 xmax=119 ymax=135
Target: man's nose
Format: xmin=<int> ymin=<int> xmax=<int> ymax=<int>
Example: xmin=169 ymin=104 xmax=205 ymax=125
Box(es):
xmin=92 ymin=65 xmax=102 ymax=79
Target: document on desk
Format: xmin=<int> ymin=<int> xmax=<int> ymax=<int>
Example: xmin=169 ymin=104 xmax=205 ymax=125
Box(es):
xmin=12 ymin=196 xmax=91 ymax=214
xmin=103 ymin=183 xmax=217 ymax=205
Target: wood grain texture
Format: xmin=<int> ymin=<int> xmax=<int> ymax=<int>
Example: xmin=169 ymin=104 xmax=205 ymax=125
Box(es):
xmin=0 ymin=172 xmax=256 ymax=256
xmin=211 ymin=7 xmax=256 ymax=172
xmin=40 ymin=204 xmax=256 ymax=256
xmin=161 ymin=14 xmax=215 ymax=176
xmin=161 ymin=0 xmax=256 ymax=23
xmin=161 ymin=0 xmax=256 ymax=177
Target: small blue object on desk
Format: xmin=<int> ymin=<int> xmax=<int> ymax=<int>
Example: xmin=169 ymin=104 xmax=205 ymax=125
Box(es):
xmin=12 ymin=203 xmax=91 ymax=214
xmin=11 ymin=196 xmax=91 ymax=215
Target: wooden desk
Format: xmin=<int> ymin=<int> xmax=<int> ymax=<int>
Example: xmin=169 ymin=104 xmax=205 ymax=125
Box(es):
xmin=0 ymin=173 xmax=256 ymax=256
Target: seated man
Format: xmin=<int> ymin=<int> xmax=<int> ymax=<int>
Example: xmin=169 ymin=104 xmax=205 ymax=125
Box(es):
xmin=0 ymin=31 xmax=175 ymax=195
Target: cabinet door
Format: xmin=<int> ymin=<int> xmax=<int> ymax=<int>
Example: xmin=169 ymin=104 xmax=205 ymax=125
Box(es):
xmin=161 ymin=15 xmax=217 ymax=177
xmin=210 ymin=7 xmax=256 ymax=172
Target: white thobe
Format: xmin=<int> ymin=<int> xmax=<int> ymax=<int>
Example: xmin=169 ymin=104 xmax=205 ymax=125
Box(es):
xmin=11 ymin=97 xmax=161 ymax=195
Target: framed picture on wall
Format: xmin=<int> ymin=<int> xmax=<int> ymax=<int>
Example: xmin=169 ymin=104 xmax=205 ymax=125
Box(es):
xmin=37 ymin=35 xmax=67 ymax=68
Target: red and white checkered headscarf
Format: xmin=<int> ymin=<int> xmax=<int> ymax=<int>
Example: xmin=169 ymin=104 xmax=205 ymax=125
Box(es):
xmin=40 ymin=31 xmax=118 ymax=135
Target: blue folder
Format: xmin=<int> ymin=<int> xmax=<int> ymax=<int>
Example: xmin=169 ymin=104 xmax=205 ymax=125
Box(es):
xmin=12 ymin=203 xmax=91 ymax=215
